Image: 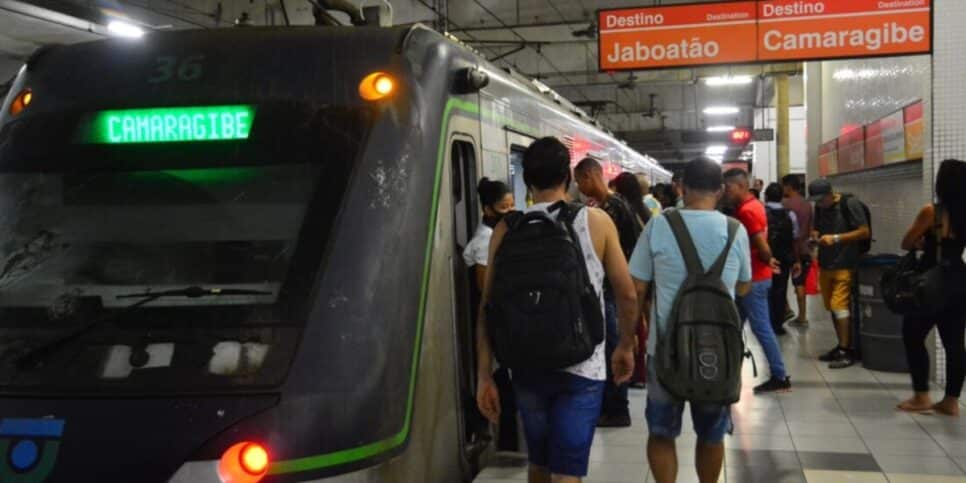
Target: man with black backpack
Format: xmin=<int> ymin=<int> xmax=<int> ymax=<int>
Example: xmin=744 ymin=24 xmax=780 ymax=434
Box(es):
xmin=476 ymin=137 xmax=639 ymax=483
xmin=629 ymin=158 xmax=752 ymax=483
xmin=575 ymin=157 xmax=643 ymax=428
xmin=765 ymin=183 xmax=801 ymax=336
xmin=808 ymin=179 xmax=871 ymax=369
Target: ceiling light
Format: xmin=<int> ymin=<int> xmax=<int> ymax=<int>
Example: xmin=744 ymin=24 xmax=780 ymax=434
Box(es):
xmin=704 ymin=106 xmax=740 ymax=116
xmin=708 ymin=155 xmax=724 ymax=163
xmin=706 ymin=145 xmax=728 ymax=156
xmin=108 ymin=20 xmax=145 ymax=38
xmin=703 ymin=76 xmax=754 ymax=86
xmin=706 ymin=125 xmax=735 ymax=133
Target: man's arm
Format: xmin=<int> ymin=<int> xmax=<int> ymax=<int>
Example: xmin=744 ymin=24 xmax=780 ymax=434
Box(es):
xmin=819 ymin=199 xmax=870 ymax=246
xmin=750 ymin=232 xmax=774 ymax=263
xmin=475 ymin=221 xmax=507 ymax=423
xmin=589 ymin=208 xmax=639 ymax=384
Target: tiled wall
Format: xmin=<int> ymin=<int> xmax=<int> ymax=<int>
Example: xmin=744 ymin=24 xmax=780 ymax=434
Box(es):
xmin=930 ymin=0 xmax=966 ymax=388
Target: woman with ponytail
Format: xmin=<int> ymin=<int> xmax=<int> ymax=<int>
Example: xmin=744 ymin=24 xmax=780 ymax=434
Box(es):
xmin=463 ymin=177 xmax=514 ymax=290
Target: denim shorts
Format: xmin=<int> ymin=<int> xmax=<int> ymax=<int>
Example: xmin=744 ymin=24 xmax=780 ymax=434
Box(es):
xmin=645 ymin=358 xmax=733 ymax=443
xmin=512 ymin=370 xmax=605 ymax=477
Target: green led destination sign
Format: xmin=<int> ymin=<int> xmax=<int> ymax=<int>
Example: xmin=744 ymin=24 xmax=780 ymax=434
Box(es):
xmin=88 ymin=105 xmax=255 ymax=144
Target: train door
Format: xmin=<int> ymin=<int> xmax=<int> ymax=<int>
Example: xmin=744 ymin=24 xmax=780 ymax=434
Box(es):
xmin=448 ymin=136 xmax=489 ymax=467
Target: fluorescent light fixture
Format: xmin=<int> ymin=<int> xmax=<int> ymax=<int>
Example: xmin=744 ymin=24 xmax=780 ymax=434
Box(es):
xmin=108 ymin=21 xmax=144 ymax=38
xmin=703 ymin=75 xmax=754 ymax=86
xmin=706 ymin=145 xmax=728 ymax=156
xmin=704 ymin=106 xmax=741 ymax=116
xmin=706 ymin=125 xmax=735 ymax=133
xmin=708 ymin=155 xmax=724 ymax=163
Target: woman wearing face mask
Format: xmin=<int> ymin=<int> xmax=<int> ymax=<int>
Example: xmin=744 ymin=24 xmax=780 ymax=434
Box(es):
xmin=464 ymin=177 xmax=515 ymax=292
xmin=464 ymin=178 xmax=517 ymax=450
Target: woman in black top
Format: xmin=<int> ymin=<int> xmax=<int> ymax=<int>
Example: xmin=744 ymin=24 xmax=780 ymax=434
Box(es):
xmin=898 ymin=159 xmax=966 ymax=416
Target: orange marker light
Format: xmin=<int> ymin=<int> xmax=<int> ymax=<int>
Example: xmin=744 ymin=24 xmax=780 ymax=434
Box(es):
xmin=218 ymin=442 xmax=270 ymax=483
xmin=359 ymin=72 xmax=396 ymax=101
xmin=9 ymin=89 xmax=32 ymax=116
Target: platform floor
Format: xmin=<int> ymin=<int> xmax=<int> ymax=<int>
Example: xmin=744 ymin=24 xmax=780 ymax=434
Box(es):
xmin=475 ymin=296 xmax=966 ymax=483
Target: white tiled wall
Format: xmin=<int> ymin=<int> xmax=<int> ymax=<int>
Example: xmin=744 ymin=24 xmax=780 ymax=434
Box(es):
xmin=930 ymin=0 xmax=966 ymax=388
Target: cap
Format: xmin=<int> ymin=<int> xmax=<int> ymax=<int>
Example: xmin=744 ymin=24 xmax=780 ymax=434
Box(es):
xmin=807 ymin=179 xmax=833 ymax=202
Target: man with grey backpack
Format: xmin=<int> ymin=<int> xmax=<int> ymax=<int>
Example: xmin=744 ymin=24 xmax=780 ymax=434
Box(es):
xmin=629 ymin=157 xmax=752 ymax=483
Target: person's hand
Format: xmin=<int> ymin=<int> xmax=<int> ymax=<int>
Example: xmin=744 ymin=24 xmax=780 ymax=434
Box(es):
xmin=769 ymin=257 xmax=781 ymax=273
xmin=612 ymin=340 xmax=635 ymax=385
xmin=477 ymin=375 xmax=501 ymax=424
xmin=792 ymin=262 xmax=802 ymax=278
xmin=819 ymin=235 xmax=836 ymax=247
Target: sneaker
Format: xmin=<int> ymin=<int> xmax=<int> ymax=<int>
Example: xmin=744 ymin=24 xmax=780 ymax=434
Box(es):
xmin=597 ymin=412 xmax=632 ymax=428
xmin=774 ymin=327 xmax=789 ymax=336
xmin=754 ymin=376 xmax=792 ymax=394
xmin=788 ymin=319 xmax=809 ymax=328
xmin=784 ymin=310 xmax=797 ymax=322
xmin=818 ymin=347 xmax=842 ymax=362
xmin=828 ymin=350 xmax=856 ymax=369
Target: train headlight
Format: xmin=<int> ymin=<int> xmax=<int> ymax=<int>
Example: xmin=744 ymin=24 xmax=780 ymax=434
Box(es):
xmin=218 ymin=442 xmax=269 ymax=483
xmin=9 ymin=89 xmax=32 ymax=116
xmin=359 ymin=72 xmax=396 ymax=101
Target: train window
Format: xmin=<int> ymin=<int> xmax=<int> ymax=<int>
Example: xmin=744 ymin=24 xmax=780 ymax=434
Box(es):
xmin=509 ymin=147 xmax=528 ymax=210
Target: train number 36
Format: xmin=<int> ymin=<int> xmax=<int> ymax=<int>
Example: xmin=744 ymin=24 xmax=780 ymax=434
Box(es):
xmin=148 ymin=55 xmax=205 ymax=83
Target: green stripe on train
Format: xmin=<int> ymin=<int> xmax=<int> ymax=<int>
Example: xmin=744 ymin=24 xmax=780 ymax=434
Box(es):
xmin=269 ymin=98 xmax=481 ymax=475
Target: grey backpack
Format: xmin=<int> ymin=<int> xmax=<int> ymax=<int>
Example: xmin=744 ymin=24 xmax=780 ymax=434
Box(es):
xmin=656 ymin=210 xmax=744 ymax=404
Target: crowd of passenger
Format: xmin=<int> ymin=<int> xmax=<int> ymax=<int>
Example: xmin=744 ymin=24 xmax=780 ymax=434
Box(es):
xmin=463 ymin=136 xmax=966 ymax=483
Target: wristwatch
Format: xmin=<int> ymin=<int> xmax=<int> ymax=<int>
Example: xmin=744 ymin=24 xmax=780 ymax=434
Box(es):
xmin=833 ymin=234 xmax=842 ymax=244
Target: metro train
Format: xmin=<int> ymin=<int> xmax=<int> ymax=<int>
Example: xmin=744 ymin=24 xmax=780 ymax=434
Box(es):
xmin=0 ymin=24 xmax=668 ymax=483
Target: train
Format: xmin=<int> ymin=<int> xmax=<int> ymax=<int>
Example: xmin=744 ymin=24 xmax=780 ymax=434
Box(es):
xmin=0 ymin=23 xmax=669 ymax=483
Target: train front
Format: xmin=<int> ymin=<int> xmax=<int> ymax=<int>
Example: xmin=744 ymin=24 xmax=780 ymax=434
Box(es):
xmin=0 ymin=26 xmax=443 ymax=483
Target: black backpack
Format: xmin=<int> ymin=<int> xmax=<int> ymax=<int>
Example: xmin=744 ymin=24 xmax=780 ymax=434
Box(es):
xmin=486 ymin=201 xmax=604 ymax=371
xmin=819 ymin=194 xmax=872 ymax=254
xmin=767 ymin=206 xmax=795 ymax=264
xmin=656 ymin=210 xmax=744 ymax=404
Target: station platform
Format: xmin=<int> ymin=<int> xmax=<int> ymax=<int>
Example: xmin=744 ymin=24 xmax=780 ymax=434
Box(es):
xmin=474 ymin=297 xmax=966 ymax=483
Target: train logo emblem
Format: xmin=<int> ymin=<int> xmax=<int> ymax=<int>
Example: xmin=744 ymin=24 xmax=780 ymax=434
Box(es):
xmin=0 ymin=418 xmax=65 ymax=482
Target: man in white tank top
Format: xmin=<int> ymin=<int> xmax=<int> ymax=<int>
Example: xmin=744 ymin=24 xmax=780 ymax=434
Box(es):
xmin=476 ymin=137 xmax=639 ymax=483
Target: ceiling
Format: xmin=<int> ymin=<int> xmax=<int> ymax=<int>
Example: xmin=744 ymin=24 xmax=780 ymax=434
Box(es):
xmin=0 ymin=0 xmax=804 ymax=165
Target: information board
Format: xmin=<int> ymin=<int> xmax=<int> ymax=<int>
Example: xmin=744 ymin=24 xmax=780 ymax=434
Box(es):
xmin=904 ymin=102 xmax=925 ymax=160
xmin=598 ymin=0 xmax=932 ymax=71
xmin=837 ymin=127 xmax=865 ymax=173
xmin=598 ymin=2 xmax=758 ymax=71
xmin=881 ymin=110 xmax=907 ymax=164
xmin=865 ymin=119 xmax=884 ymax=169
xmin=818 ymin=139 xmax=838 ymax=177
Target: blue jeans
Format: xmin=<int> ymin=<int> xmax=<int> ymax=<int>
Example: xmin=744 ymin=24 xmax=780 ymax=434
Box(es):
xmin=739 ymin=280 xmax=787 ymax=380
xmin=645 ymin=357 xmax=732 ymax=443
xmin=512 ymin=371 xmax=605 ymax=477
xmin=603 ymin=296 xmax=629 ymax=415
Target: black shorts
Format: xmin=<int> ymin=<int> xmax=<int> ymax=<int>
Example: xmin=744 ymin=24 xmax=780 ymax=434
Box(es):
xmin=792 ymin=254 xmax=812 ymax=287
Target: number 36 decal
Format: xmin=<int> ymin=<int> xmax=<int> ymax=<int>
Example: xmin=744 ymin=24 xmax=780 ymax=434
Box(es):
xmin=148 ymin=55 xmax=205 ymax=83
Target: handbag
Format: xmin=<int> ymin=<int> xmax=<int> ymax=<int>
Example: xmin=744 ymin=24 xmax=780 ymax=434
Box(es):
xmin=881 ymin=205 xmax=948 ymax=316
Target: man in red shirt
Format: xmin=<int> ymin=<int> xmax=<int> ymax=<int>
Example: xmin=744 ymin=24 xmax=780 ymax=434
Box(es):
xmin=724 ymin=169 xmax=791 ymax=394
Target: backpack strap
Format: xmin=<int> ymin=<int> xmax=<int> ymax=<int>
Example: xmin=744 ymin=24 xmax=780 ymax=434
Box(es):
xmin=708 ymin=218 xmax=740 ymax=278
xmin=502 ymin=211 xmax=525 ymax=232
xmin=550 ymin=201 xmax=597 ymax=292
xmin=665 ymin=209 xmax=705 ymax=275
xmin=839 ymin=194 xmax=856 ymax=230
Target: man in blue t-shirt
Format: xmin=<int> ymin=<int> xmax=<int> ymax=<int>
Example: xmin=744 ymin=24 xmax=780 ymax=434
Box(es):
xmin=628 ymin=157 xmax=752 ymax=483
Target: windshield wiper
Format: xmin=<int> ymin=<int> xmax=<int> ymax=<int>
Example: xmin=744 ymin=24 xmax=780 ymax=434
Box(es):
xmin=14 ymin=286 xmax=272 ymax=371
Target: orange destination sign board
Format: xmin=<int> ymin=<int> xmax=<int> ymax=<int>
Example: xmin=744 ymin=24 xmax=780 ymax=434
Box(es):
xmin=758 ymin=0 xmax=932 ymax=61
xmin=598 ymin=2 xmax=758 ymax=71
xmin=598 ymin=0 xmax=932 ymax=71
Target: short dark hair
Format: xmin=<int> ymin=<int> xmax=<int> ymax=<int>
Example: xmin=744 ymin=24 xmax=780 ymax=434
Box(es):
xmin=574 ymin=157 xmax=602 ymax=175
xmin=671 ymin=172 xmax=683 ymax=183
xmin=764 ymin=182 xmax=784 ymax=203
xmin=523 ymin=137 xmax=572 ymax=190
xmin=781 ymin=174 xmax=803 ymax=193
xmin=682 ymin=157 xmax=723 ymax=192
xmin=722 ymin=168 xmax=749 ymax=184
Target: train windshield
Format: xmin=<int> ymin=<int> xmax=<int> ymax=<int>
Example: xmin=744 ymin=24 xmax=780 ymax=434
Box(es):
xmin=0 ymin=105 xmax=369 ymax=394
